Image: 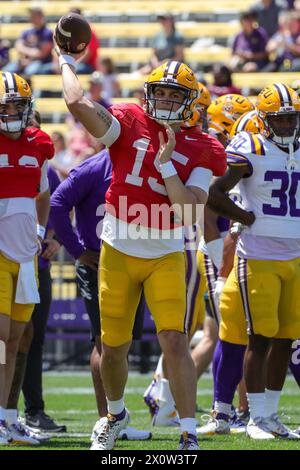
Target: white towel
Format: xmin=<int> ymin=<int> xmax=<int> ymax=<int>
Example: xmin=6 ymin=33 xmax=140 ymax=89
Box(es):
xmin=15 ymin=260 xmax=40 ymax=304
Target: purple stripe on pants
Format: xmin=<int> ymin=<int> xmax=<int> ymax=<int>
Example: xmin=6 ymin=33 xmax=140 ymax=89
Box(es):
xmin=237 ymin=257 xmax=254 ymax=335
xmin=204 ymin=254 xmax=219 ymax=325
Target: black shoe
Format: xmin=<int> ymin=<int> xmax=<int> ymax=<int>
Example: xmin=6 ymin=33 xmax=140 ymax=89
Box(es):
xmin=25 ymin=411 xmax=67 ymax=433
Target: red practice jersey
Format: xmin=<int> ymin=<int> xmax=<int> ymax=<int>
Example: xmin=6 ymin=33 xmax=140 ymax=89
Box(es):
xmin=0 ymin=127 xmax=54 ymax=199
xmin=106 ymin=103 xmax=226 ymax=228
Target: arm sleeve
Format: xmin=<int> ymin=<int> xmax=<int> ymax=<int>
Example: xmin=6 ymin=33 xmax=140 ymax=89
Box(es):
xmin=185 ymin=167 xmax=213 ymax=194
xmin=98 ymin=115 xmax=121 ymax=147
xmin=50 ymin=168 xmax=93 ymax=259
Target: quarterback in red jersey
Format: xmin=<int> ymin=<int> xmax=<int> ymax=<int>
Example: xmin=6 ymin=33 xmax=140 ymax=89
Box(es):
xmin=57 ymin=44 xmax=226 ymax=451
xmin=0 ymin=72 xmax=54 ymax=445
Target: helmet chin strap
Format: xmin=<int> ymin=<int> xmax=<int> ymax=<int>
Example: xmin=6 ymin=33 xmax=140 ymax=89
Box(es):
xmin=286 ymin=143 xmax=298 ymax=170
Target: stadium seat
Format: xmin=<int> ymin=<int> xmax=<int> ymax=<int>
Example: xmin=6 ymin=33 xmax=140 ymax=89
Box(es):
xmin=35 ymin=97 xmax=139 ymax=113
xmin=31 ymin=72 xmax=300 ymax=97
xmin=0 ymin=1 xmax=256 ymax=19
xmin=42 ymin=122 xmax=69 ymax=136
xmin=2 ymin=21 xmax=240 ymax=41
xmin=10 ymin=46 xmax=231 ymax=71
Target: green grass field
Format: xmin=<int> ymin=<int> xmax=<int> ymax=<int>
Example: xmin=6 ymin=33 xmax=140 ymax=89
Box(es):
xmin=4 ymin=372 xmax=300 ymax=451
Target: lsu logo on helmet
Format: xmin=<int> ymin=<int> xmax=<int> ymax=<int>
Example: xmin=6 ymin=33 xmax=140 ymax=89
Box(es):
xmin=207 ymin=94 xmax=254 ymax=138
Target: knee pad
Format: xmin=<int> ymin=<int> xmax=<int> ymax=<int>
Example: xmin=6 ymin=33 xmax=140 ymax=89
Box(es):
xmin=0 ymin=339 xmax=6 ymax=365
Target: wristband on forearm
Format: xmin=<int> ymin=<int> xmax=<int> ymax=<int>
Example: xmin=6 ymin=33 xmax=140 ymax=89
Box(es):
xmin=37 ymin=224 xmax=46 ymax=240
xmin=59 ymin=54 xmax=76 ymax=69
xmin=159 ymin=161 xmax=177 ymax=179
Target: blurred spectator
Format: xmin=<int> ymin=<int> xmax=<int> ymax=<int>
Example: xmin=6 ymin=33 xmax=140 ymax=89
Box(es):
xmin=5 ymin=7 xmax=53 ymax=75
xmin=208 ymin=64 xmax=241 ymax=99
xmin=86 ymin=71 xmax=112 ymax=108
xmin=69 ymin=8 xmax=100 ymax=74
xmin=0 ymin=37 xmax=11 ymax=68
xmin=131 ymin=88 xmax=144 ymax=106
xmin=99 ymin=57 xmax=121 ymax=100
xmin=138 ymin=14 xmax=184 ymax=75
xmin=51 ymin=127 xmax=103 ymax=180
xmin=152 ymin=14 xmax=184 ymax=64
xmin=67 ymin=124 xmax=104 ymax=163
xmin=265 ymin=11 xmax=300 ymax=70
xmin=50 ymin=131 xmax=75 ymax=179
xmin=230 ymin=10 xmax=269 ymax=72
xmin=250 ymin=0 xmax=289 ymax=38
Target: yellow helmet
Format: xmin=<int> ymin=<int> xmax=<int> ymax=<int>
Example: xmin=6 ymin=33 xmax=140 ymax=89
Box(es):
xmin=207 ymin=94 xmax=254 ymax=138
xmin=230 ymin=110 xmax=265 ymax=139
xmin=185 ymin=82 xmax=211 ymax=128
xmin=0 ymin=72 xmax=32 ymax=133
xmin=197 ymin=82 xmax=211 ymax=109
xmin=256 ymin=83 xmax=300 ymax=146
xmin=144 ymin=61 xmax=199 ymax=123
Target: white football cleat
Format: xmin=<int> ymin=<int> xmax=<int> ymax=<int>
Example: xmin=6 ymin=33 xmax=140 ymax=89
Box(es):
xmin=18 ymin=417 xmax=50 ymax=442
xmin=90 ymin=410 xmax=129 ymax=450
xmin=179 ymin=432 xmax=200 ymax=450
xmin=8 ymin=421 xmax=40 ymax=445
xmin=293 ymin=427 xmax=300 ymax=436
xmin=246 ymin=418 xmax=275 ymax=440
xmin=197 ymin=415 xmax=230 ymax=436
xmin=90 ymin=417 xmax=107 ymax=442
xmin=0 ymin=420 xmax=11 ymax=445
xmin=229 ymin=415 xmax=247 ymax=434
xmin=91 ymin=417 xmax=151 ymax=442
xmin=143 ymin=379 xmax=159 ymax=418
xmin=152 ymin=405 xmax=180 ymax=427
xmin=264 ymin=414 xmax=300 ymax=440
xmin=118 ymin=426 xmax=152 ymax=440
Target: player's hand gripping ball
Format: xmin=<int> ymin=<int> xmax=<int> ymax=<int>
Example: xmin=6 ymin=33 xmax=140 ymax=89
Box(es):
xmin=54 ymin=13 xmax=92 ymax=53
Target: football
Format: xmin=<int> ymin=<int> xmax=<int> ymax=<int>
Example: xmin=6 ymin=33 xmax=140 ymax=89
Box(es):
xmin=54 ymin=13 xmax=92 ymax=54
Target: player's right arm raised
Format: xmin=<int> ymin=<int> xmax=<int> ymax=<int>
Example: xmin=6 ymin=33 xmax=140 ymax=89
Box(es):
xmin=57 ymin=48 xmax=115 ymax=139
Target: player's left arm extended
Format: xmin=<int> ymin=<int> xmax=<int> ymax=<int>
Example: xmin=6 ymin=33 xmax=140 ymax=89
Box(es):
xmin=207 ymin=165 xmax=255 ymax=226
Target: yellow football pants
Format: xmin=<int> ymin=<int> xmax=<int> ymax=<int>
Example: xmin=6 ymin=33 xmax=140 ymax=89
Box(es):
xmin=99 ymin=242 xmax=187 ymax=347
xmin=0 ymin=252 xmax=37 ymax=323
xmin=219 ymin=256 xmax=300 ymax=343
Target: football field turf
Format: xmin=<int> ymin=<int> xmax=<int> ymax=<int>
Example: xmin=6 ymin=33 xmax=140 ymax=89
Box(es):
xmin=5 ymin=372 xmax=300 ymax=451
